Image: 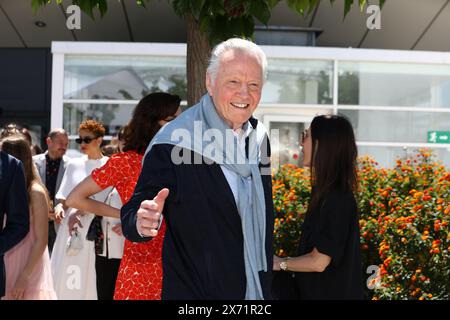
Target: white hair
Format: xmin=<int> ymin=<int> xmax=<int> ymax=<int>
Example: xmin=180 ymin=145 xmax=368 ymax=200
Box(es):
xmin=206 ymin=38 xmax=268 ymax=85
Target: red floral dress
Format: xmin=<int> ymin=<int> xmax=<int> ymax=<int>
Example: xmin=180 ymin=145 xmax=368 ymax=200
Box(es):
xmin=91 ymin=150 xmax=166 ymax=300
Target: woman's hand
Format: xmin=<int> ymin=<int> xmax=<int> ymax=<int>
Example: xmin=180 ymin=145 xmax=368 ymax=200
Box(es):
xmin=12 ymin=274 xmax=30 ymax=300
xmin=273 ymin=255 xmax=283 ymax=271
xmin=68 ymin=210 xmax=84 ymax=232
xmin=54 ymin=203 xmax=65 ymax=224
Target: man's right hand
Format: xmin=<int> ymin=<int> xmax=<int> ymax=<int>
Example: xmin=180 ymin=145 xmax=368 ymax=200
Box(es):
xmin=136 ymin=188 xmax=169 ymax=237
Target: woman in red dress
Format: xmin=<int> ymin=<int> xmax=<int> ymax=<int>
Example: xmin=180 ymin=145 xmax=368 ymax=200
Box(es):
xmin=66 ymin=92 xmax=181 ymax=299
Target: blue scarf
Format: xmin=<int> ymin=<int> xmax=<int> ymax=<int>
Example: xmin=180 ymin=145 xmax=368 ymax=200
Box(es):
xmin=144 ymin=94 xmax=268 ymax=300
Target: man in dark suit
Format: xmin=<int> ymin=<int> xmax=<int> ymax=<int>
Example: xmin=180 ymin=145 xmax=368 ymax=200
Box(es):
xmin=121 ymin=38 xmax=274 ymax=300
xmin=33 ymin=128 xmax=69 ymax=254
xmin=0 ymin=150 xmax=30 ymax=298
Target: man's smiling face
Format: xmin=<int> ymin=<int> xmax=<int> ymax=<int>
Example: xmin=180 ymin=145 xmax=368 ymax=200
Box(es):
xmin=206 ymin=50 xmax=263 ymax=130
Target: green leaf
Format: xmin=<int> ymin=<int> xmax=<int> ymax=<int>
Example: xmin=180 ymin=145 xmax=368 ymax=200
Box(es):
xmin=136 ymin=0 xmax=150 ymax=8
xmin=189 ymin=0 xmax=206 ymax=17
xmin=31 ymin=0 xmax=48 ymax=13
xmin=208 ymin=14 xmax=255 ymax=46
xmin=96 ymin=0 xmax=108 ymax=18
xmin=172 ymin=0 xmax=191 ymax=17
xmin=208 ymin=0 xmax=226 ymax=16
xmin=286 ymin=0 xmax=311 ymax=16
xmin=359 ymin=0 xmax=367 ymax=11
xmin=344 ymin=0 xmax=354 ymax=17
xmin=73 ymin=0 xmax=94 ymax=19
xmin=379 ymin=0 xmax=386 ymax=9
xmin=249 ymin=0 xmax=271 ymax=25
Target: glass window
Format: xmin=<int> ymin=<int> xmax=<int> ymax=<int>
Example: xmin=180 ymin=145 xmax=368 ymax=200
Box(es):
xmin=63 ymin=103 xmax=134 ymax=136
xmin=340 ymin=109 xmax=450 ymax=143
xmin=358 ymin=145 xmax=450 ymax=168
xmin=338 ymin=61 xmax=450 ymax=108
xmin=262 ymin=59 xmax=333 ymax=104
xmin=64 ymin=55 xmax=187 ymax=100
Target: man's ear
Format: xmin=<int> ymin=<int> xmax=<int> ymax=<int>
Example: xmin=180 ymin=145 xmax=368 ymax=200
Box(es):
xmin=46 ymin=137 xmax=52 ymax=146
xmin=205 ymin=73 xmax=213 ymax=96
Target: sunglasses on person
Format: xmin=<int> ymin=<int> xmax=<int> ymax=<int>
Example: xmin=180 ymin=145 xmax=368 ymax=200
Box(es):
xmin=75 ymin=136 xmax=98 ymax=144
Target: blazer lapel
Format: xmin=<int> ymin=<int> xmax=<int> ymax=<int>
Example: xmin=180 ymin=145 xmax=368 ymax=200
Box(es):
xmin=55 ymin=156 xmax=68 ymax=194
xmin=37 ymin=154 xmax=47 ymax=185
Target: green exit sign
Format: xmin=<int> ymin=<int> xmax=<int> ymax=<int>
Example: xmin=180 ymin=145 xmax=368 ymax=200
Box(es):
xmin=428 ymin=131 xmax=450 ymax=144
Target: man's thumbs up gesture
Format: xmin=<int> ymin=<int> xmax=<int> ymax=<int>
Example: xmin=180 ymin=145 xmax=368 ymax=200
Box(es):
xmin=136 ymin=188 xmax=169 ymax=237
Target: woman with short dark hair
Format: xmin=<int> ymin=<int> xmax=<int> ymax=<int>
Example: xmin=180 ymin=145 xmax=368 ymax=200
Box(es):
xmin=51 ymin=119 xmax=110 ymax=300
xmin=274 ymin=114 xmax=364 ymax=300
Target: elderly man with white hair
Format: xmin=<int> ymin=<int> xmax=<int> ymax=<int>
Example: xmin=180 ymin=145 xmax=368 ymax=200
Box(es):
xmin=121 ymin=38 xmax=274 ymax=300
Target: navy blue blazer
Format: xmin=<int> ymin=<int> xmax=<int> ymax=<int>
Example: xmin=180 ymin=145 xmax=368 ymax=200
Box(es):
xmin=0 ymin=151 xmax=30 ymax=297
xmin=121 ymin=120 xmax=274 ymax=300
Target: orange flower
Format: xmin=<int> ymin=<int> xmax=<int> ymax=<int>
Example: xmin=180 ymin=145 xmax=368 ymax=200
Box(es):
xmin=413 ymin=192 xmax=423 ymax=199
xmin=383 ymin=257 xmax=392 ymax=267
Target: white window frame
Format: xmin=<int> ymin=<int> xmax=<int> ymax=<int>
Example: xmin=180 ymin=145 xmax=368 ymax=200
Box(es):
xmin=51 ymin=42 xmax=450 ymax=156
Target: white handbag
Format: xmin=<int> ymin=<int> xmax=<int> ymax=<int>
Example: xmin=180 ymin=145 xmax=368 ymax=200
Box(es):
xmin=66 ymin=228 xmax=84 ymax=256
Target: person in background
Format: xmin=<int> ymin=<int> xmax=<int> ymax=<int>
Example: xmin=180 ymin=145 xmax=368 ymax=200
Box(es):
xmin=20 ymin=127 xmax=43 ymax=156
xmin=33 ymin=128 xmax=70 ymax=255
xmin=109 ymin=127 xmax=126 ymax=153
xmin=1 ymin=134 xmax=56 ymax=300
xmin=0 ymin=124 xmax=42 ymax=156
xmin=51 ymin=120 xmax=111 ymax=300
xmin=1 ymin=123 xmax=22 ymax=140
xmin=0 ymin=145 xmax=30 ymax=299
xmin=101 ymin=144 xmax=120 ymax=157
xmin=66 ymin=92 xmax=181 ymax=300
xmin=273 ymin=115 xmax=364 ymax=300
